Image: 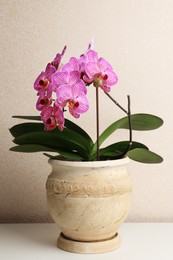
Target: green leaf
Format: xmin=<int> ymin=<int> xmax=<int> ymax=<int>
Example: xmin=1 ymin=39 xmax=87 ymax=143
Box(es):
xmin=13 ymin=132 xmax=89 ymax=159
xmin=120 ymin=114 xmax=164 ymax=131
xmin=100 ymin=141 xmax=148 ymax=156
xmin=65 ymin=119 xmax=93 ymax=147
xmin=10 ymin=122 xmax=91 ymax=152
xmin=11 ymin=117 xmax=93 ymax=149
xmin=12 ymin=115 xmax=41 ymax=121
xmin=127 ymin=148 xmax=163 ymax=163
xmin=10 ymin=123 xmax=44 ymax=137
xmin=61 ymin=127 xmax=93 ymax=152
xmin=10 ymin=144 xmax=83 ymax=160
xmin=92 ymin=113 xmax=163 ymax=154
xmin=89 ymin=141 xmax=148 ymax=161
xmin=10 ymin=144 xmax=57 ymax=153
xmin=12 ymin=115 xmax=93 ymax=146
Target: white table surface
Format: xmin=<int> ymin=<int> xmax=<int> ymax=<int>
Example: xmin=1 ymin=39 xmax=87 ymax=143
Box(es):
xmin=0 ymin=223 xmax=172 ymax=260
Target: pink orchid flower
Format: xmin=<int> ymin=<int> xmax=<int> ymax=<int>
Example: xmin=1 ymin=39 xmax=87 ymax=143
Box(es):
xmin=34 ymin=43 xmax=119 ymax=134
xmin=79 ymin=50 xmax=99 ymax=84
xmin=34 ymin=64 xmax=56 ymax=95
xmin=80 ymin=50 xmax=98 ymax=64
xmin=62 ymin=40 xmax=95 ymax=72
xmin=34 ymin=46 xmax=66 ymax=95
xmin=61 ymin=57 xmax=90 ymax=84
xmin=36 ymin=92 xmax=52 ymax=111
xmin=41 ymin=105 xmax=64 ymax=131
xmin=56 ymin=82 xmax=89 ymax=118
xmin=50 ymin=45 xmax=66 ymax=70
xmin=61 ymin=50 xmax=99 ymax=85
xmin=52 ymin=70 xmax=87 ymax=94
xmin=85 ymin=57 xmax=118 ymax=92
xmin=62 ymin=57 xmax=80 ymax=73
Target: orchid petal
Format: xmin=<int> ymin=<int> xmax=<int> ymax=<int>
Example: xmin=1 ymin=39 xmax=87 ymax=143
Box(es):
xmin=62 ymin=57 xmax=79 ymax=72
xmin=56 ymin=84 xmax=73 ymax=103
xmin=87 ymin=50 xmax=98 ymax=62
xmin=79 ymin=54 xmax=87 ymax=65
xmin=100 ymin=85 xmax=111 ymax=92
xmin=34 ymin=72 xmax=46 ymax=92
xmin=45 ymin=64 xmax=56 ymax=79
xmin=98 ymin=57 xmax=113 ymax=72
xmin=69 ymin=108 xmax=80 ymax=118
xmin=51 ymin=46 xmax=66 ymax=70
xmin=41 ymin=106 xmax=56 ymax=130
xmin=54 ymin=107 xmax=65 ymax=131
xmin=72 ymin=80 xmax=87 ymax=96
xmin=55 ymin=99 xmax=67 ymax=108
xmin=41 ymin=106 xmax=52 ymax=120
xmin=36 ymin=93 xmax=52 ymax=111
xmin=75 ymin=93 xmax=89 ymax=113
xmin=79 ymin=61 xmax=86 ymax=72
xmin=52 ymin=71 xmax=69 ymax=87
xmin=85 ymin=62 xmax=100 ymax=78
xmin=104 ymin=70 xmax=118 ymax=86
xmin=83 ymin=74 xmax=93 ymax=84
xmin=69 ymin=71 xmax=80 ymax=85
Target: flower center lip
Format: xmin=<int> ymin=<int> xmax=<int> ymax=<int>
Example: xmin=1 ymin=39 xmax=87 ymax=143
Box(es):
xmin=103 ymin=74 xmax=108 ymax=80
xmin=40 ymin=99 xmax=45 ymax=105
xmin=40 ymin=97 xmax=49 ymax=105
xmin=39 ymin=79 xmax=49 ymax=87
xmin=68 ymin=101 xmax=79 ymax=109
xmin=46 ymin=118 xmax=52 ymax=124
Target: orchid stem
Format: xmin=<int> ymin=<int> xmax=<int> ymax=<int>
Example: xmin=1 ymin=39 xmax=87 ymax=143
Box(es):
xmin=96 ymin=86 xmax=100 ymax=161
xmin=104 ymin=92 xmax=128 ymax=115
xmin=104 ymin=92 xmax=132 ymax=157
xmin=121 ymin=95 xmax=132 ymax=156
xmin=127 ymin=95 xmax=132 ymax=150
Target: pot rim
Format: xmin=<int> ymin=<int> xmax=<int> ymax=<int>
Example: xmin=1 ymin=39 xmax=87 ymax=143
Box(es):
xmin=48 ymin=157 xmax=130 ymax=168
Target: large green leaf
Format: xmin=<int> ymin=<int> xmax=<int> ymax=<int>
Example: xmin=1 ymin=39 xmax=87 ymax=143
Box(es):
xmin=13 ymin=132 xmax=89 ymax=159
xmin=127 ymin=148 xmax=163 ymax=163
xmin=10 ymin=144 xmax=83 ymax=160
xmin=10 ymin=122 xmax=91 ymax=152
xmin=100 ymin=141 xmax=148 ymax=156
xmin=89 ymin=141 xmax=148 ymax=161
xmin=92 ymin=113 xmax=163 ymax=154
xmin=120 ymin=114 xmax=163 ymax=131
xmin=65 ymin=119 xmax=93 ymax=147
xmin=10 ymin=123 xmax=44 ymax=137
xmin=12 ymin=115 xmax=41 ymax=121
xmin=65 ymin=130 xmax=90 ymax=152
xmin=10 ymin=144 xmax=57 ymax=153
xmin=11 ymin=116 xmax=93 ymax=148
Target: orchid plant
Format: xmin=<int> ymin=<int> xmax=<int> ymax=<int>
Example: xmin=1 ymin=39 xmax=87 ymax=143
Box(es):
xmin=10 ymin=42 xmax=163 ymax=163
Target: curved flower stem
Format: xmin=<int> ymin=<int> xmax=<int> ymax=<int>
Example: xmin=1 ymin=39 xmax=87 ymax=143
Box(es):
xmin=126 ymin=95 xmax=132 ymax=154
xmin=104 ymin=92 xmax=128 ymax=115
xmin=96 ymin=86 xmax=100 ymax=161
xmin=104 ymin=92 xmax=132 ymax=157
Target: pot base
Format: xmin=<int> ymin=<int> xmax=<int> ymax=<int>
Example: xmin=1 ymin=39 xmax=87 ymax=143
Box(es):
xmin=57 ymin=232 xmax=121 ymax=254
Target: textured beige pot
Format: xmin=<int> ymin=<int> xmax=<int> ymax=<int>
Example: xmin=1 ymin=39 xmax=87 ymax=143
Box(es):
xmin=46 ymin=157 xmax=132 ymax=254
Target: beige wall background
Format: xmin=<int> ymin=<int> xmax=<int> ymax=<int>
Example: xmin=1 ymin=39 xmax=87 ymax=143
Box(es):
xmin=0 ymin=0 xmax=173 ymax=222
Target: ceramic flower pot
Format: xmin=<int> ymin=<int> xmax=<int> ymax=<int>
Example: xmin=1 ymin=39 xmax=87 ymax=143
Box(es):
xmin=46 ymin=157 xmax=132 ymax=253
